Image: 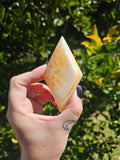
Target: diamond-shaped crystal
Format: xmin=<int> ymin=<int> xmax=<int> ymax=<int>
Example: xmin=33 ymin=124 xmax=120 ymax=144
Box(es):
xmin=44 ymin=36 xmax=83 ymax=111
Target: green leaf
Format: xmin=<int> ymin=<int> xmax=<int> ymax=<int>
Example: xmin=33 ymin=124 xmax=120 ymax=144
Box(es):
xmin=0 ymin=6 xmax=5 ymax=20
xmin=88 ymin=53 xmax=108 ymax=62
xmin=26 ymin=12 xmax=31 ymax=20
xmin=11 ymin=137 xmax=18 ymax=144
xmin=0 ymin=105 xmax=5 ymax=112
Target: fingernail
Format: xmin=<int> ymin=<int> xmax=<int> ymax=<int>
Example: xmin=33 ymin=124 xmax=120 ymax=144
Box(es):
xmin=77 ymin=85 xmax=82 ymax=98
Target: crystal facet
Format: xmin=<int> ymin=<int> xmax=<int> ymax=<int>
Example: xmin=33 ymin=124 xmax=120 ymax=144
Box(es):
xmin=44 ymin=36 xmax=83 ymax=111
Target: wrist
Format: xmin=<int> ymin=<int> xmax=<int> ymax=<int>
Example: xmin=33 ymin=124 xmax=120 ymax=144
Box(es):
xmin=21 ymin=149 xmax=60 ymax=160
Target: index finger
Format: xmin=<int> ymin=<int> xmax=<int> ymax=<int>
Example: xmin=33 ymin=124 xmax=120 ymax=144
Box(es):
xmin=8 ymin=64 xmax=47 ymax=109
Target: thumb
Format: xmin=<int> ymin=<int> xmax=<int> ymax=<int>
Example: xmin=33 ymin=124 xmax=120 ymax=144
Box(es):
xmin=58 ymin=86 xmax=83 ymax=131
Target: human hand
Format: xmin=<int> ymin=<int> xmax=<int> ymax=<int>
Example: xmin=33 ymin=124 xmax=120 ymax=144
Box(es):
xmin=7 ymin=64 xmax=83 ymax=160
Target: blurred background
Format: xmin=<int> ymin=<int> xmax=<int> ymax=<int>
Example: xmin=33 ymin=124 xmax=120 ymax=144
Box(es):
xmin=0 ymin=0 xmax=120 ymax=159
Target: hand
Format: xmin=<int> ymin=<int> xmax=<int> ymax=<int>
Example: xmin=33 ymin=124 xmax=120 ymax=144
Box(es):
xmin=7 ymin=64 xmax=83 ymax=160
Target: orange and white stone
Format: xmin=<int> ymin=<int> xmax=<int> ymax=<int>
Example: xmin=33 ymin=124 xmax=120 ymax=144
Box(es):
xmin=44 ymin=36 xmax=83 ymax=111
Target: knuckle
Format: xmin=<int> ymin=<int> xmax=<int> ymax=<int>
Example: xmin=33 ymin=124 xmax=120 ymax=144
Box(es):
xmin=10 ymin=76 xmax=19 ymax=86
xmin=10 ymin=76 xmax=17 ymax=84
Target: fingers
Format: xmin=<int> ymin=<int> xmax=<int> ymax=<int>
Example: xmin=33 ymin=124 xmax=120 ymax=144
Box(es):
xmin=30 ymin=99 xmax=43 ymax=114
xmin=58 ymin=89 xmax=83 ymax=132
xmin=27 ymin=83 xmax=56 ymax=106
xmin=8 ymin=64 xmax=47 ymax=110
xmin=10 ymin=64 xmax=47 ymax=89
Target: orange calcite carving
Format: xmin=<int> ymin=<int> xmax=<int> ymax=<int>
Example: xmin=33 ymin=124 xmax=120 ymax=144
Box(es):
xmin=44 ymin=36 xmax=83 ymax=111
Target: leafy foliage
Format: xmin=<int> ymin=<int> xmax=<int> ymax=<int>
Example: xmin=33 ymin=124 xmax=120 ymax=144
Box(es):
xmin=63 ymin=25 xmax=120 ymax=159
xmin=0 ymin=0 xmax=120 ymax=159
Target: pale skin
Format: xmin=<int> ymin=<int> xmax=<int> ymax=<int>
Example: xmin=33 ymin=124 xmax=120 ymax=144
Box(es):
xmin=7 ymin=64 xmax=83 ymax=160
